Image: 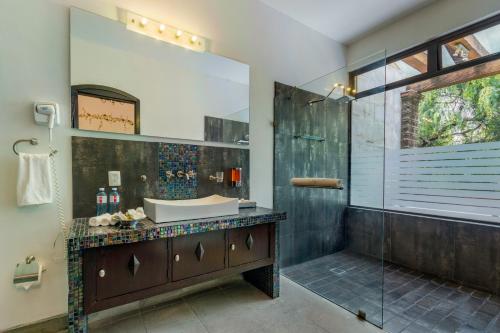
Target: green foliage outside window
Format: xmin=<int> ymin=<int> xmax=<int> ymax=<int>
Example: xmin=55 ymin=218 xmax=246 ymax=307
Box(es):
xmin=417 ymin=74 xmax=500 ymax=147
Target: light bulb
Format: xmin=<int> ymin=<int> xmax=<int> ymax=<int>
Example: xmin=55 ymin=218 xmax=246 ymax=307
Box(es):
xmin=352 ymin=89 xmax=357 ymax=94
xmin=334 ymin=83 xmax=339 ymax=87
xmin=191 ymin=35 xmax=198 ymax=43
xmin=159 ymin=24 xmax=166 ymax=33
xmin=140 ymin=17 xmax=148 ymax=27
xmin=346 ymin=87 xmax=352 ymax=92
xmin=175 ymin=30 xmax=183 ymax=38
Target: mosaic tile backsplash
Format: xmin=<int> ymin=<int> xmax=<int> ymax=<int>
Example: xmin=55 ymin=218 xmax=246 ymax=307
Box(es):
xmin=72 ymin=136 xmax=249 ymax=218
xmin=158 ymin=143 xmax=199 ymax=200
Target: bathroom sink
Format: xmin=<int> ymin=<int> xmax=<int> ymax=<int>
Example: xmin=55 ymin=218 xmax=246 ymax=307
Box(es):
xmin=144 ymin=195 xmax=239 ymax=223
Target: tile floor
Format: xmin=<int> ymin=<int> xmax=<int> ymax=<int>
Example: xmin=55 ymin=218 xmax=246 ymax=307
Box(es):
xmin=89 ymin=275 xmax=381 ymax=333
xmin=282 ymin=251 xmax=500 ymax=333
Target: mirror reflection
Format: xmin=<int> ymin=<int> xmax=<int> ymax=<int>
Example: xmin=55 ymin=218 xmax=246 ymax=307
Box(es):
xmin=70 ymin=8 xmax=249 ymax=144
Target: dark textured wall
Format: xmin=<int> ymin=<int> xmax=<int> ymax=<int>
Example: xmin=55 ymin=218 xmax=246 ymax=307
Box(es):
xmin=72 ymin=137 xmax=159 ymax=218
xmin=204 ymin=116 xmax=249 ymax=145
xmin=346 ymin=207 xmax=500 ymax=294
xmin=273 ymin=82 xmax=349 ymax=268
xmin=197 ymin=145 xmax=250 ymax=200
xmin=72 ymin=136 xmax=249 ymax=218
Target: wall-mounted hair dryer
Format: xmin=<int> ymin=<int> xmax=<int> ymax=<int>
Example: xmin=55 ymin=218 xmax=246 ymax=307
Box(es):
xmin=34 ymin=102 xmax=60 ymax=142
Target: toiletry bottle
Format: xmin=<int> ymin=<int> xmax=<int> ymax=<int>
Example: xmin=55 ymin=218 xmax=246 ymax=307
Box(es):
xmin=231 ymin=168 xmax=242 ymax=187
xmin=108 ymin=187 xmax=120 ymax=214
xmin=96 ymin=188 xmax=108 ymax=216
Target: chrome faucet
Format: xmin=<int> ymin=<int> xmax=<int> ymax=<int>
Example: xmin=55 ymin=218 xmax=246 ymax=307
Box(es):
xmin=176 ymin=170 xmax=197 ymax=180
xmin=209 ymin=171 xmax=224 ymax=183
xmin=186 ymin=170 xmax=197 ymax=180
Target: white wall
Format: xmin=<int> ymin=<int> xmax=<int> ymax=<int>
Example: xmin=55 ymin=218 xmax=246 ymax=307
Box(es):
xmin=347 ymin=0 xmax=500 ymax=65
xmin=0 ymin=0 xmax=345 ymax=329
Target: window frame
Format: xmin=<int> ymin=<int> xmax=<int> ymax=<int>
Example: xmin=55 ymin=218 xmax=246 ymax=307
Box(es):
xmin=349 ymin=13 xmax=500 ymax=99
xmin=347 ymin=12 xmax=500 ymax=214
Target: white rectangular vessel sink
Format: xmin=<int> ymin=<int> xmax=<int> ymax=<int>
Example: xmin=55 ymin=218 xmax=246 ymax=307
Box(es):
xmin=144 ymin=195 xmax=239 ymax=223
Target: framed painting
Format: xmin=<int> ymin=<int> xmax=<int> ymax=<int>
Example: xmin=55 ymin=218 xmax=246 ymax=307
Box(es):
xmin=71 ymin=85 xmax=140 ymax=135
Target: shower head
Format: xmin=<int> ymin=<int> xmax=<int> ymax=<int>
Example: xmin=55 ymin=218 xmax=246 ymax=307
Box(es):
xmin=336 ymin=95 xmax=356 ymax=104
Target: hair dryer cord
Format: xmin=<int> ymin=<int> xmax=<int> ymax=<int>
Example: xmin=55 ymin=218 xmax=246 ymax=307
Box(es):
xmin=50 ymin=144 xmax=68 ymax=258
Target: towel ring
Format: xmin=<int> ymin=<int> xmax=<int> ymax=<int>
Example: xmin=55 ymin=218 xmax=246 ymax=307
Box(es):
xmin=13 ymin=138 xmax=38 ymax=155
xmin=12 ymin=138 xmax=57 ymax=156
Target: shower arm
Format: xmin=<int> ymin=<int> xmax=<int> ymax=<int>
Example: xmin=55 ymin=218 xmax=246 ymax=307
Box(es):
xmin=308 ymin=85 xmax=341 ymax=105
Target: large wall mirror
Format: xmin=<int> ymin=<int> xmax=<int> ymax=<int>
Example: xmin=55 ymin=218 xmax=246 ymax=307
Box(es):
xmin=70 ymin=8 xmax=250 ymax=145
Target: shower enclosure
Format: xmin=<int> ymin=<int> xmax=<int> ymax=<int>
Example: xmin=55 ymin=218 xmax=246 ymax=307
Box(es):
xmin=274 ymin=52 xmax=387 ymax=327
xmin=275 ymin=42 xmax=500 ymax=332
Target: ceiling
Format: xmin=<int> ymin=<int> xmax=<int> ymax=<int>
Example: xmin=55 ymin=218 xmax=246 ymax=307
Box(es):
xmin=259 ymin=0 xmax=436 ymax=44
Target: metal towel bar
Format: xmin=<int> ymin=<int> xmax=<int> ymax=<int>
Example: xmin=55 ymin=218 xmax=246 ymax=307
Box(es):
xmin=13 ymin=138 xmax=57 ymax=156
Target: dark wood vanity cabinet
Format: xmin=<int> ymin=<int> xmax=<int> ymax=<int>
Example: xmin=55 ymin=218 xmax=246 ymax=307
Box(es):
xmin=172 ymin=230 xmax=226 ymax=281
xmin=228 ymin=224 xmax=270 ymax=267
xmin=83 ymin=223 xmax=275 ymax=314
xmin=95 ymin=240 xmax=168 ymax=300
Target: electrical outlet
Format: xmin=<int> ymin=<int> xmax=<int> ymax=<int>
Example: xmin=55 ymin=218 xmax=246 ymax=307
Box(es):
xmin=108 ymin=171 xmax=121 ymax=187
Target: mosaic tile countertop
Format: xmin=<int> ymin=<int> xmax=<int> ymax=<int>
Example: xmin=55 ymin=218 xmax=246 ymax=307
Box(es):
xmin=68 ymin=207 xmax=286 ymax=249
xmin=67 ymin=207 xmax=286 ymax=332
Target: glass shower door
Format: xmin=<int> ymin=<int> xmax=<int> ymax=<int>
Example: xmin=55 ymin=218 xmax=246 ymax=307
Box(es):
xmin=344 ymin=51 xmax=387 ymax=326
xmin=275 ymin=50 xmax=387 ymax=328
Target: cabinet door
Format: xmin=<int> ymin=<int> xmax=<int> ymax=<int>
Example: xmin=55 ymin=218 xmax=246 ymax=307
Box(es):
xmin=228 ymin=224 xmax=270 ymax=267
xmin=172 ymin=230 xmax=226 ymax=281
xmin=95 ymin=240 xmax=168 ymax=300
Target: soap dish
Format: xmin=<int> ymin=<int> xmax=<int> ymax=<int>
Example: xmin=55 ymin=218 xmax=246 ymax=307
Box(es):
xmin=118 ymin=220 xmax=140 ymax=229
xmin=114 ymin=217 xmax=145 ymax=230
xmin=238 ymin=199 xmax=256 ymax=209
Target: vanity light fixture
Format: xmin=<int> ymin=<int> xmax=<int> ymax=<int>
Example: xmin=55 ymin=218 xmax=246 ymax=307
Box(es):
xmin=125 ymin=10 xmax=207 ymax=52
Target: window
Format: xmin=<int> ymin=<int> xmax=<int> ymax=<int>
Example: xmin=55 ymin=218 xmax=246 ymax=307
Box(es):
xmin=387 ymin=59 xmax=500 ymax=223
xmin=355 ymin=66 xmax=385 ymax=93
xmin=416 ymin=73 xmax=500 ymax=147
xmin=441 ymin=22 xmax=500 ymax=68
xmin=351 ymin=14 xmax=500 ymax=96
xmin=349 ymin=14 xmax=500 ymax=223
xmin=354 ymin=51 xmax=429 ymax=93
xmin=386 ymin=51 xmax=428 ymax=84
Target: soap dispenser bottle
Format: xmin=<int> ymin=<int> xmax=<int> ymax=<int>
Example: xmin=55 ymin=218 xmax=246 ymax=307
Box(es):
xmin=108 ymin=187 xmax=120 ymax=214
xmin=231 ymin=168 xmax=242 ymax=187
xmin=96 ymin=188 xmax=108 ymax=216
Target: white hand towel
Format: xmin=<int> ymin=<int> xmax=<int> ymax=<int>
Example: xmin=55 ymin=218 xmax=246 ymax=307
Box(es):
xmin=17 ymin=153 xmax=53 ymax=206
xmin=89 ymin=213 xmax=112 ymax=227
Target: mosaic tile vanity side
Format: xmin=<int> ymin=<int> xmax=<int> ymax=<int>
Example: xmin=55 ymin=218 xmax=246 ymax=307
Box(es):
xmin=67 ymin=209 xmax=286 ymax=333
xmin=243 ymin=222 xmax=281 ymax=298
xmin=67 ymin=240 xmax=87 ymax=333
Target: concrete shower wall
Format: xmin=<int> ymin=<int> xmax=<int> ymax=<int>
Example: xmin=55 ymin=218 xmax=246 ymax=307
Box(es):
xmin=274 ymin=82 xmax=349 ymax=268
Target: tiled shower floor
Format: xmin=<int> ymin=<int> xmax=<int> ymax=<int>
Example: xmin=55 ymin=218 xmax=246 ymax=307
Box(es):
xmin=282 ymin=251 xmax=500 ymax=333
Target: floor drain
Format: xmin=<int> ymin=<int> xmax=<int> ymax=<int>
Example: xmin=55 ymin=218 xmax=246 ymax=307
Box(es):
xmin=329 ymin=268 xmax=346 ymax=275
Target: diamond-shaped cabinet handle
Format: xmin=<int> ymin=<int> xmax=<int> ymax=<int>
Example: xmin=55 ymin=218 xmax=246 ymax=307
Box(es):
xmin=129 ymin=254 xmax=141 ymax=276
xmin=195 ymin=242 xmax=205 ymax=262
xmin=246 ymin=234 xmax=254 ymax=250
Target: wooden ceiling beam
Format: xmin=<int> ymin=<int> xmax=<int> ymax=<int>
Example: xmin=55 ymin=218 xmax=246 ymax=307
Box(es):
xmin=406 ymin=58 xmax=500 ymax=93
xmin=400 ymin=56 xmax=427 ymax=73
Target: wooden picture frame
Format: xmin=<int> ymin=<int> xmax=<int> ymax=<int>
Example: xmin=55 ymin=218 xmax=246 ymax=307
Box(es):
xmin=71 ymin=85 xmax=141 ymax=135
